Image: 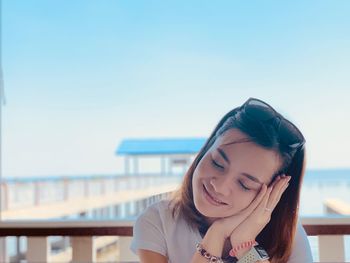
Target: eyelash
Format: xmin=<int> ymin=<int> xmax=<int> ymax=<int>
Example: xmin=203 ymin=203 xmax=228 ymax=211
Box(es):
xmin=238 ymin=181 xmax=251 ymax=191
xmin=211 ymin=159 xmax=224 ymax=169
xmin=211 ymin=159 xmax=251 ymax=191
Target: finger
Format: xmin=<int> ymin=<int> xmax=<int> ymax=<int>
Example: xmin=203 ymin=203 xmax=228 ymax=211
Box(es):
xmin=260 ymin=185 xmax=273 ymax=212
xmin=250 ymin=184 xmax=273 ymax=215
xmin=240 ymin=184 xmax=267 ymax=216
xmin=269 ymin=175 xmax=282 ymax=188
xmin=267 ymin=176 xmax=290 ymax=208
xmin=273 ymin=176 xmax=290 ymax=202
xmin=262 ymin=175 xmax=287 ymax=213
xmin=275 ymin=182 xmax=290 ymax=204
xmin=247 ymin=184 xmax=267 ymax=211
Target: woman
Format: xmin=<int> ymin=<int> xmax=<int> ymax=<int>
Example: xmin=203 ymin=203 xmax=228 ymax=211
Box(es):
xmin=131 ymin=98 xmax=313 ymax=263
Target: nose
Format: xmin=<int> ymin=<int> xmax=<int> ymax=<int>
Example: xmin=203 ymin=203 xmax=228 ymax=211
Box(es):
xmin=209 ymin=176 xmax=232 ymax=197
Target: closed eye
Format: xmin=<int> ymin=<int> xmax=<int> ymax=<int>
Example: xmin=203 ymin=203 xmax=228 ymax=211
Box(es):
xmin=212 ymin=159 xmax=251 ymax=191
xmin=238 ymin=180 xmax=251 ymax=191
xmin=211 ymin=159 xmax=224 ymax=169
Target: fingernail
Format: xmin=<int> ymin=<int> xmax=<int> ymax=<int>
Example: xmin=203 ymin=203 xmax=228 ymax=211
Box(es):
xmin=286 ymin=176 xmax=291 ymax=182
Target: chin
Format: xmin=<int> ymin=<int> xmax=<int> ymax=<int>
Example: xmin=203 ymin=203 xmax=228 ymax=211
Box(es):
xmin=193 ymin=199 xmax=225 ymax=218
xmin=195 ymin=205 xmax=213 ymax=217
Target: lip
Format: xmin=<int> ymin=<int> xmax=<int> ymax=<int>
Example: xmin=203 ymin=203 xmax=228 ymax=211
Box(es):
xmin=202 ymin=184 xmax=228 ymax=206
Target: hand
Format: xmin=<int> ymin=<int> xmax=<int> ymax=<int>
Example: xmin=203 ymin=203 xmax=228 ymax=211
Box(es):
xmin=212 ymin=182 xmax=268 ymax=239
xmin=229 ymin=174 xmax=291 ymax=255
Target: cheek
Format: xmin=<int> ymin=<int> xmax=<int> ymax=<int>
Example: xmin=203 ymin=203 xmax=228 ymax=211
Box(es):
xmin=192 ymin=161 xmax=210 ymax=183
xmin=192 ymin=165 xmax=201 ymax=183
xmin=192 ymin=167 xmax=203 ymax=197
xmin=229 ymin=190 xmax=257 ymax=213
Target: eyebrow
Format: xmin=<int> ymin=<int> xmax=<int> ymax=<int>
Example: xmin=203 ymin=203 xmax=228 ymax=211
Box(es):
xmin=217 ymin=148 xmax=230 ymax=164
xmin=217 ymin=147 xmax=262 ymax=184
xmin=241 ymin=173 xmax=262 ymax=184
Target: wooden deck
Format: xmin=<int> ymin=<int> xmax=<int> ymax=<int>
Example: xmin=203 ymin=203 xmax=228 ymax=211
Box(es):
xmin=1 ymin=183 xmax=179 ymax=220
xmin=324 ymin=198 xmax=350 ymax=215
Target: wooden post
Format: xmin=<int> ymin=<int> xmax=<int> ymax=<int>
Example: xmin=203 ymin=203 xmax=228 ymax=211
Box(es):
xmin=161 ymin=155 xmax=166 ymax=175
xmin=71 ymin=236 xmax=96 ymax=263
xmin=1 ymin=182 xmax=8 ymax=211
xmin=0 ymin=237 xmax=8 ymax=263
xmin=27 ymin=237 xmax=49 ymax=263
xmin=168 ymin=157 xmax=173 ymax=175
xmin=34 ymin=182 xmax=40 ymax=206
xmin=16 ymin=237 xmax=20 ymax=261
xmin=114 ymin=177 xmax=118 ymax=192
xmin=318 ymin=235 xmax=345 ymax=262
xmin=63 ymin=178 xmax=69 ymax=201
xmin=125 ymin=156 xmax=130 ymax=175
xmin=134 ymin=156 xmax=139 ymax=175
xmin=84 ymin=180 xmax=89 ymax=198
xmin=100 ymin=179 xmax=105 ymax=195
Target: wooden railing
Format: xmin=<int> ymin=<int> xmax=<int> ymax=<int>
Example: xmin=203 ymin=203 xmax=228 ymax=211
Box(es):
xmin=0 ymin=220 xmax=136 ymax=263
xmin=302 ymin=216 xmax=350 ymax=262
xmin=0 ymin=216 xmax=350 ymax=262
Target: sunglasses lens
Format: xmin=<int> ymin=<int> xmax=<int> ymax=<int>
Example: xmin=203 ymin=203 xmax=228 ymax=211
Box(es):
xmin=242 ymin=98 xmax=305 ymax=149
xmin=244 ymin=100 xmax=275 ymax=121
xmin=278 ymin=120 xmax=305 ymax=148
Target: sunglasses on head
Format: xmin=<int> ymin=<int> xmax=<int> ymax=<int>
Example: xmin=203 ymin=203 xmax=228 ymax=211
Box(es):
xmin=239 ymin=98 xmax=305 ymax=150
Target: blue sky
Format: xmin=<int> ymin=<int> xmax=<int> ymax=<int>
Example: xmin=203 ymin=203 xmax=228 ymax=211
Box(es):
xmin=2 ymin=0 xmax=350 ymax=177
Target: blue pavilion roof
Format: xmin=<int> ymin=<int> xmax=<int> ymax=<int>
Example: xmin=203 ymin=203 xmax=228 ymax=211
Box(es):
xmin=116 ymin=138 xmax=207 ymax=155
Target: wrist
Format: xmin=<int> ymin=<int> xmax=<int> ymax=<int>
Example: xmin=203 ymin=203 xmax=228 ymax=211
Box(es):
xmin=211 ymin=220 xmax=232 ymax=242
xmin=230 ymin=231 xmax=256 ymax=246
xmin=229 ymin=240 xmax=258 ymax=259
xmin=234 ymin=246 xmax=252 ymax=259
xmin=197 ymin=223 xmax=227 ymax=259
xmin=230 ymin=237 xmax=255 ymax=249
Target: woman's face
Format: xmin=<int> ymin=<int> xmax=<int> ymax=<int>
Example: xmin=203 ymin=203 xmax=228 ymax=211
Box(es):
xmin=192 ymin=128 xmax=281 ymax=219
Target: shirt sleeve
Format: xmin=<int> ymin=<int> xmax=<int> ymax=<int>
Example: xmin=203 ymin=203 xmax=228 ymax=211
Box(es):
xmin=287 ymin=221 xmax=313 ymax=263
xmin=130 ymin=203 xmax=168 ymax=257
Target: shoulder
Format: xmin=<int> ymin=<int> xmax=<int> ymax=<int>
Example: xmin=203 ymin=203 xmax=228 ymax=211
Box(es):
xmin=136 ymin=199 xmax=174 ymax=223
xmin=287 ymin=220 xmax=313 ymax=262
xmin=294 ymin=221 xmax=310 ymax=245
xmin=130 ymin=199 xmax=174 ymax=257
xmin=131 ymin=199 xmax=202 ymax=261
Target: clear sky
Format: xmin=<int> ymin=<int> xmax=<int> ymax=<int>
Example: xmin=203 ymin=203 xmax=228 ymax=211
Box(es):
xmin=2 ymin=0 xmax=350 ymax=177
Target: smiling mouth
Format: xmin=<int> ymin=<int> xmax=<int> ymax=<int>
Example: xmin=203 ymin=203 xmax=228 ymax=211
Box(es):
xmin=202 ymin=184 xmax=228 ymax=205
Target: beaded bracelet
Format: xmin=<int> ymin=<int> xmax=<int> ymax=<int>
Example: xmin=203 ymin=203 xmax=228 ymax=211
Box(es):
xmin=196 ymin=243 xmax=224 ymax=263
xmin=229 ymin=240 xmax=258 ymax=257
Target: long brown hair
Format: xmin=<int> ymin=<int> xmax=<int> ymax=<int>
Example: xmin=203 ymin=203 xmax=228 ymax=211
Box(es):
xmin=170 ymin=105 xmax=306 ymax=263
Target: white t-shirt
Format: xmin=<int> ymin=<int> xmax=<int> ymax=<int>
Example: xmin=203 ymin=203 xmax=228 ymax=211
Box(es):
xmin=131 ymin=199 xmax=313 ymax=263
